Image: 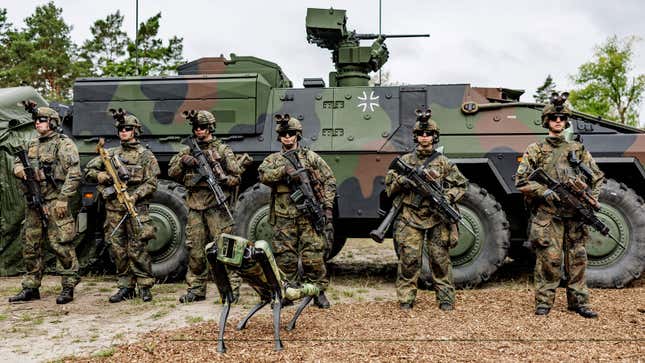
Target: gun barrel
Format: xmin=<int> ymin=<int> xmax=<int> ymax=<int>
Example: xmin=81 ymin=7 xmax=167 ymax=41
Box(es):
xmin=356 ymin=33 xmax=430 ymax=40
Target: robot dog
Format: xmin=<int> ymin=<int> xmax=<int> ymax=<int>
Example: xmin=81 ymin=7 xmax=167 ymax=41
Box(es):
xmin=205 ymin=233 xmax=320 ymax=353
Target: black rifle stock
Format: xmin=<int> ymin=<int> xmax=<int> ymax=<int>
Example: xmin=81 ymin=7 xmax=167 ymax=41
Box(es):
xmin=182 ymin=137 xmax=234 ymax=222
xmin=282 ymin=150 xmax=326 ymax=234
xmin=16 ymin=149 xmax=48 ymax=229
xmin=369 ymin=196 xmax=402 ymax=243
xmin=528 ymin=168 xmax=624 ymax=249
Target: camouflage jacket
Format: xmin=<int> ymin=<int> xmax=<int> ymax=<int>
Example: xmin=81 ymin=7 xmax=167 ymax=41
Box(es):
xmin=168 ymin=137 xmax=242 ymax=210
xmin=258 ymin=146 xmax=336 ymax=220
xmin=13 ymin=132 xmax=81 ymax=202
xmin=515 ymin=136 xmax=604 ymax=217
xmin=385 ymin=147 xmax=467 ymax=229
xmin=85 ymin=140 xmax=160 ymax=212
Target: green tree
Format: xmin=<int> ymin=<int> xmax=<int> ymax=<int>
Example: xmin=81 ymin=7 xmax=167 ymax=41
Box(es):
xmin=569 ymin=36 xmax=645 ymax=127
xmin=80 ymin=11 xmax=128 ymax=76
xmin=103 ymin=13 xmax=184 ymax=76
xmin=533 ymin=74 xmax=557 ymax=103
xmin=0 ymin=3 xmax=91 ymax=102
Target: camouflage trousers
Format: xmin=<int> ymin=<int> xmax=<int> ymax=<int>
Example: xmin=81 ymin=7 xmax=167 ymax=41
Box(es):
xmin=530 ymin=211 xmax=590 ymax=309
xmin=105 ymin=207 xmax=155 ymax=289
xmin=271 ymin=215 xmax=328 ymax=291
xmin=185 ymin=208 xmax=240 ymax=298
xmin=21 ymin=200 xmax=80 ymax=289
xmin=394 ymin=220 xmax=455 ymax=305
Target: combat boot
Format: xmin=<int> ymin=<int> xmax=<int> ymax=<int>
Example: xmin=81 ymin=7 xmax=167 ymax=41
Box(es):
xmin=400 ymin=302 xmax=413 ymax=310
xmin=56 ymin=287 xmax=74 ymax=304
xmin=8 ymin=288 xmax=40 ymax=303
xmin=313 ymin=291 xmax=331 ymax=309
xmin=439 ymin=302 xmax=453 ymax=311
xmin=535 ymin=307 xmax=551 ymax=315
xmin=109 ymin=287 xmax=135 ymax=303
xmin=140 ymin=287 xmax=153 ymax=302
xmin=179 ymin=291 xmax=205 ymax=303
xmin=569 ymin=306 xmax=598 ymax=319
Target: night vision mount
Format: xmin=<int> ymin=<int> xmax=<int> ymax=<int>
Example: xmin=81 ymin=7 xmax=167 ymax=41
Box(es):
xmin=549 ymin=92 xmax=570 ymax=113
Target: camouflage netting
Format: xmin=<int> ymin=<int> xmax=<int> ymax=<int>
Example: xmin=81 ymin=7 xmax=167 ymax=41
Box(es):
xmin=0 ymin=87 xmax=45 ymax=276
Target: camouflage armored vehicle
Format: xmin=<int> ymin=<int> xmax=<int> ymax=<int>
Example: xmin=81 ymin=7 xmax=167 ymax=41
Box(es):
xmin=5 ymin=8 xmax=643 ymax=287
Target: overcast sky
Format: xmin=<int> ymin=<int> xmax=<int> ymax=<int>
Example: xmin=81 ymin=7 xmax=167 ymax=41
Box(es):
xmin=4 ymin=0 xmax=645 ymax=126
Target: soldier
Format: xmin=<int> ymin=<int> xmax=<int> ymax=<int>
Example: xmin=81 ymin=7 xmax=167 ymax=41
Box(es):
xmin=515 ymin=92 xmax=603 ymax=318
xmin=9 ymin=103 xmax=81 ymax=304
xmin=85 ymin=110 xmax=160 ymax=303
xmin=168 ymin=110 xmax=242 ymax=303
xmin=385 ymin=110 xmax=467 ymax=310
xmin=258 ymin=115 xmax=336 ymax=309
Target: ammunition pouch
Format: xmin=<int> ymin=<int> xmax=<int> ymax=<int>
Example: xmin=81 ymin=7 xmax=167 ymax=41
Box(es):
xmin=101 ymin=185 xmax=117 ymax=200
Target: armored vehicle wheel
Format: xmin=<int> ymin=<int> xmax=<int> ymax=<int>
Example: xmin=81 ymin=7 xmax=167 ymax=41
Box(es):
xmin=586 ymin=179 xmax=645 ymax=288
xmin=148 ymin=179 xmax=188 ymax=281
xmin=418 ymin=184 xmax=510 ymax=288
xmin=235 ymin=183 xmax=345 ymax=260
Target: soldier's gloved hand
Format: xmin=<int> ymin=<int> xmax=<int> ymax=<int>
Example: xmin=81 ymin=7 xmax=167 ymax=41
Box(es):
xmin=223 ymin=175 xmax=240 ymax=187
xmin=285 ymin=165 xmax=300 ymax=182
xmin=53 ymin=200 xmax=68 ymax=218
xmin=398 ymin=176 xmax=416 ymax=190
xmin=543 ymin=189 xmax=560 ymax=206
xmin=181 ymin=155 xmax=198 ymax=168
xmin=97 ymin=171 xmax=113 ymax=185
xmin=324 ymin=208 xmax=333 ymax=223
xmin=14 ymin=166 xmax=26 ymax=180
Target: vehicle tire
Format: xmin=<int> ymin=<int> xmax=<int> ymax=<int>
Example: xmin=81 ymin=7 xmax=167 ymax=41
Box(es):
xmin=418 ymin=183 xmax=511 ymax=288
xmin=586 ymin=179 xmax=645 ymax=288
xmin=234 ymin=183 xmax=345 ymax=260
xmin=147 ymin=179 xmax=188 ymax=282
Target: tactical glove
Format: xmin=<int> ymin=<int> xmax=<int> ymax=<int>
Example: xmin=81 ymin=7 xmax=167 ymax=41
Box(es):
xmin=398 ymin=176 xmax=416 ymax=190
xmin=97 ymin=171 xmax=113 ymax=185
xmin=543 ymin=189 xmax=560 ymax=206
xmin=181 ymin=155 xmax=198 ymax=168
xmin=14 ymin=165 xmax=26 ymax=180
xmin=53 ymin=200 xmax=68 ymax=218
xmin=285 ymin=165 xmax=300 ymax=182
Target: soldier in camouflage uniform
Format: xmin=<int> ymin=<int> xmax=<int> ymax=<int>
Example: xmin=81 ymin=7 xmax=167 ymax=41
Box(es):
xmin=85 ymin=110 xmax=160 ymax=303
xmin=9 ymin=105 xmax=81 ymax=304
xmin=258 ymin=115 xmax=336 ymax=308
xmin=515 ymin=92 xmax=603 ymax=318
xmin=168 ymin=110 xmax=242 ymax=303
xmin=385 ymin=112 xmax=467 ymax=310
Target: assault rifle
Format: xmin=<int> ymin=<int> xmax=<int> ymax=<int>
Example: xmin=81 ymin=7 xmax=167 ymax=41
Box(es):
xmin=16 ymin=149 xmax=48 ymax=229
xmin=182 ymin=136 xmax=234 ymax=222
xmin=96 ymin=138 xmax=142 ymax=233
xmin=370 ymin=156 xmax=475 ymax=243
xmin=282 ymin=150 xmax=326 ymax=234
xmin=528 ymin=168 xmax=624 ymax=249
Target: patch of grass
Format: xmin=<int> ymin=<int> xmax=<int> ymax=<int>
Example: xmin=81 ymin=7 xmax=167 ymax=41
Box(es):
xmin=89 ymin=333 xmax=100 ymax=342
xmin=151 ymin=310 xmax=169 ymax=320
xmin=153 ymin=283 xmax=184 ymax=294
xmin=33 ymin=316 xmax=44 ymax=325
xmin=342 ymin=290 xmax=355 ymax=298
xmin=356 ymin=288 xmax=368 ymax=294
xmin=112 ymin=332 xmax=125 ymax=340
xmin=92 ymin=347 xmax=116 ymax=358
xmin=0 ymin=314 xmax=7 ymax=322
xmin=84 ymin=281 xmax=97 ymax=287
xmin=186 ymin=316 xmax=204 ymax=324
xmin=374 ymin=296 xmax=384 ymax=302
xmin=98 ymin=287 xmax=111 ymax=293
xmin=143 ymin=342 xmax=157 ymax=354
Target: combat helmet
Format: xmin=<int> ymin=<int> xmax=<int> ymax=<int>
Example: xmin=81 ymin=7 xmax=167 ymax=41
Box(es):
xmin=541 ymin=92 xmax=572 ymax=128
xmin=21 ymin=100 xmax=61 ymax=130
xmin=110 ymin=108 xmax=142 ymax=136
xmin=183 ymin=110 xmax=216 ymax=133
xmin=413 ymin=108 xmax=439 ymax=144
xmin=274 ymin=113 xmax=303 ymax=140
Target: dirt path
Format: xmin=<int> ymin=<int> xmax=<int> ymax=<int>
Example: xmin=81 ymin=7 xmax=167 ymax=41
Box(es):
xmin=0 ymin=239 xmax=642 ymax=362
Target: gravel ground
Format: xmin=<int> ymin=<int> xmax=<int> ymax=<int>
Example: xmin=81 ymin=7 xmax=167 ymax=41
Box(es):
xmin=1 ymin=238 xmax=643 ymax=362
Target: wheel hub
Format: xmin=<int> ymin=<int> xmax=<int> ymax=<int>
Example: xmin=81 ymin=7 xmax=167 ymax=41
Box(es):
xmin=248 ymin=205 xmax=273 ymax=242
xmin=147 ymin=203 xmax=182 ymax=260
xmin=450 ymin=205 xmax=483 ymax=266
xmin=587 ymin=203 xmax=629 ymax=267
